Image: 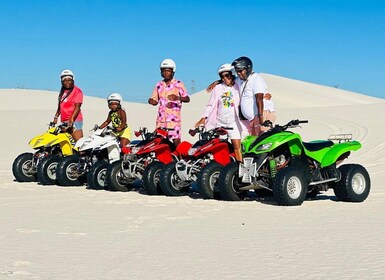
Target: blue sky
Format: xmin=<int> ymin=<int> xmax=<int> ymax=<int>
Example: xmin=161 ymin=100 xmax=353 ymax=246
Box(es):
xmin=1 ymin=0 xmax=384 ymax=102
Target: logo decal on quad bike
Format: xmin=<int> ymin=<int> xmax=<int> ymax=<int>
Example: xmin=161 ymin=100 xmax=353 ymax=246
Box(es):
xmin=239 ymin=157 xmax=256 ymax=183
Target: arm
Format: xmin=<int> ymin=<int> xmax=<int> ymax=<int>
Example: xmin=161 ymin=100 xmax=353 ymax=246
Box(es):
xmin=168 ymin=81 xmax=190 ymax=103
xmin=148 ymin=84 xmax=159 ymax=106
xmin=115 ymin=110 xmax=127 ymax=132
xmin=148 ymin=98 xmax=158 ymax=105
xmin=168 ymin=94 xmax=190 ymax=103
xmin=53 ymin=99 xmax=61 ymax=124
xmin=195 ymin=85 xmax=219 ymax=127
xmin=264 ymin=92 xmax=272 ymax=100
xmin=195 ymin=117 xmax=206 ymax=127
xmin=99 ymin=113 xmax=111 ymax=129
xmin=256 ymin=93 xmax=264 ymax=124
xmin=206 ymin=80 xmax=221 ymax=92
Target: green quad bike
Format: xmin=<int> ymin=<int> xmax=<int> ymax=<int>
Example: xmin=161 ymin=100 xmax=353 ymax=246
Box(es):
xmin=218 ymin=119 xmax=371 ymax=206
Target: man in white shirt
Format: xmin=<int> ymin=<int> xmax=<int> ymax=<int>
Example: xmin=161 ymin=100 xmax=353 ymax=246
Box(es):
xmin=232 ymin=56 xmax=267 ymax=136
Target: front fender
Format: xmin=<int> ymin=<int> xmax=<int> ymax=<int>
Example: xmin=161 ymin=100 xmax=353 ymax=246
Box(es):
xmin=45 ymin=133 xmax=76 ymax=155
xmin=29 ymin=131 xmax=58 ymax=149
xmin=320 ymin=141 xmax=361 ymax=167
xmin=245 ymin=132 xmax=303 ymax=157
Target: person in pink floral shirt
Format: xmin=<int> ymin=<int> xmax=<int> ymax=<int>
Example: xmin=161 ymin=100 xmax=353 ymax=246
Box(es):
xmin=148 ymin=59 xmax=190 ymax=146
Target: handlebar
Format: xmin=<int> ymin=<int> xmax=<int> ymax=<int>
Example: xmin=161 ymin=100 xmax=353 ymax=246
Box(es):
xmin=189 ymin=126 xmax=230 ymax=139
xmin=276 ymin=119 xmax=308 ymax=132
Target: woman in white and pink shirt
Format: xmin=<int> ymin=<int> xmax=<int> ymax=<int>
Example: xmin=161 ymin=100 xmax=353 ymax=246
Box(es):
xmin=195 ymin=64 xmax=248 ymax=161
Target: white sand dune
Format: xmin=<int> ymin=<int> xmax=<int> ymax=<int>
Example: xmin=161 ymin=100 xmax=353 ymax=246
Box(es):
xmin=1 ymin=74 xmax=385 ymax=279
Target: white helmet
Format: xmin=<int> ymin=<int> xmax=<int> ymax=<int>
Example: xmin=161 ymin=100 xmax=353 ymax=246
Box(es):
xmin=217 ymin=63 xmax=235 ymax=76
xmin=107 ymin=93 xmax=123 ymax=104
xmin=160 ymin=59 xmax=176 ymax=72
xmin=60 ymin=69 xmax=75 ymax=81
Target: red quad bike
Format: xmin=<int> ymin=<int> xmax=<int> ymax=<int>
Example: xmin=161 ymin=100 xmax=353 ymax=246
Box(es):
xmin=160 ymin=126 xmax=235 ymax=199
xmin=106 ymin=127 xmax=191 ymax=194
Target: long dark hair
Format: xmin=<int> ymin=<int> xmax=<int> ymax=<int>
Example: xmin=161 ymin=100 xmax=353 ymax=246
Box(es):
xmin=58 ymin=85 xmax=74 ymax=103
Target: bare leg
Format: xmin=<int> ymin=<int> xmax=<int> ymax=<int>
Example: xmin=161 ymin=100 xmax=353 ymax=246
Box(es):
xmin=173 ymin=138 xmax=181 ymax=147
xmin=120 ymin=137 xmax=130 ymax=148
xmin=231 ymin=139 xmax=242 ymax=162
xmin=72 ymin=129 xmax=83 ymax=141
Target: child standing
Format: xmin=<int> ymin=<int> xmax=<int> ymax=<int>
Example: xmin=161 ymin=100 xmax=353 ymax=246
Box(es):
xmin=99 ymin=93 xmax=131 ymax=153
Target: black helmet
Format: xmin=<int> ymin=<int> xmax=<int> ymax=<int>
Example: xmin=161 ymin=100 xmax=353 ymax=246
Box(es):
xmin=232 ymin=56 xmax=253 ymax=76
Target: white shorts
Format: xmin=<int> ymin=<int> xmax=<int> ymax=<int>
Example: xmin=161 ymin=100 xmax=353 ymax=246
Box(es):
xmin=216 ymin=120 xmax=241 ymax=140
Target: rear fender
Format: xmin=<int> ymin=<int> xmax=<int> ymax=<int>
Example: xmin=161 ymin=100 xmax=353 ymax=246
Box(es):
xmin=320 ymin=141 xmax=361 ymax=168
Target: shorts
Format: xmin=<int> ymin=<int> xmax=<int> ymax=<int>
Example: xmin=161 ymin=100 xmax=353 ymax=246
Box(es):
xmin=113 ymin=126 xmax=131 ymax=140
xmin=159 ymin=124 xmax=181 ymax=140
xmin=217 ymin=120 xmax=241 ymax=140
xmin=73 ymin=121 xmax=83 ymax=130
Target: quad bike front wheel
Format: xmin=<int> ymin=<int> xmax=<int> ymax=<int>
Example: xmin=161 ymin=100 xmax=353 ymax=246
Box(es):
xmin=273 ymin=166 xmax=307 ymax=206
xmin=198 ymin=162 xmax=222 ymax=200
xmin=333 ymin=164 xmax=370 ymax=202
xmin=87 ymin=161 xmax=109 ymax=190
xmin=218 ymin=162 xmax=247 ymax=201
xmin=56 ymin=155 xmax=83 ymax=186
xmin=12 ymin=152 xmax=37 ymax=182
xmin=142 ymin=161 xmax=164 ymax=195
xmin=160 ymin=162 xmax=189 ymax=196
xmin=106 ymin=160 xmax=133 ymax=192
xmin=37 ymin=154 xmax=61 ymax=185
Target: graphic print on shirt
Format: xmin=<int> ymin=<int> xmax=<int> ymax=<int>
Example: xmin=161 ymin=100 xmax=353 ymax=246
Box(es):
xmin=221 ymin=91 xmax=234 ymax=108
xmin=110 ymin=111 xmax=122 ymax=128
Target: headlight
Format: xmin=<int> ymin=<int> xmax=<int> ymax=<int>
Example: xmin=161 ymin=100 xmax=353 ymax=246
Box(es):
xmin=188 ymin=147 xmax=198 ymax=156
xmin=256 ymin=143 xmax=272 ymax=151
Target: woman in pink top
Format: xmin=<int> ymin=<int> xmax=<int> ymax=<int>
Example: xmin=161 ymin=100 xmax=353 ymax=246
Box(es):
xmin=195 ymin=64 xmax=247 ymax=161
xmin=148 ymin=59 xmax=190 ymax=147
xmin=52 ymin=69 xmax=84 ymax=141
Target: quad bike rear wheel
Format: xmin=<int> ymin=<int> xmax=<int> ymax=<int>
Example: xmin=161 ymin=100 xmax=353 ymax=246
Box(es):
xmin=333 ymin=164 xmax=370 ymax=202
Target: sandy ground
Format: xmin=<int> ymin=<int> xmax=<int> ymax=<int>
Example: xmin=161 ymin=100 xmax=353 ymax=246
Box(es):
xmin=1 ymin=74 xmax=385 ymax=279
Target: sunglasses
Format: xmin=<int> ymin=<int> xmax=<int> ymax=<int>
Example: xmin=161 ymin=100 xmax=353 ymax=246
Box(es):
xmin=220 ymin=73 xmax=232 ymax=79
xmin=235 ymin=68 xmax=245 ymax=73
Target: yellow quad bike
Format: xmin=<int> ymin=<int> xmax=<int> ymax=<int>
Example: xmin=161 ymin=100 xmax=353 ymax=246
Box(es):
xmin=12 ymin=122 xmax=77 ymax=185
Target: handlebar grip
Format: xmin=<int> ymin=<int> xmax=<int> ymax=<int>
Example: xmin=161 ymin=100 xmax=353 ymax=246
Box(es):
xmin=189 ymin=129 xmax=197 ymax=136
xmin=298 ymin=120 xmax=308 ymax=124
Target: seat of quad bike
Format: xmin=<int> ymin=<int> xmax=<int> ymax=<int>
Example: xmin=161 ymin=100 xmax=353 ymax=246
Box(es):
xmin=303 ymin=140 xmax=334 ymax=152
